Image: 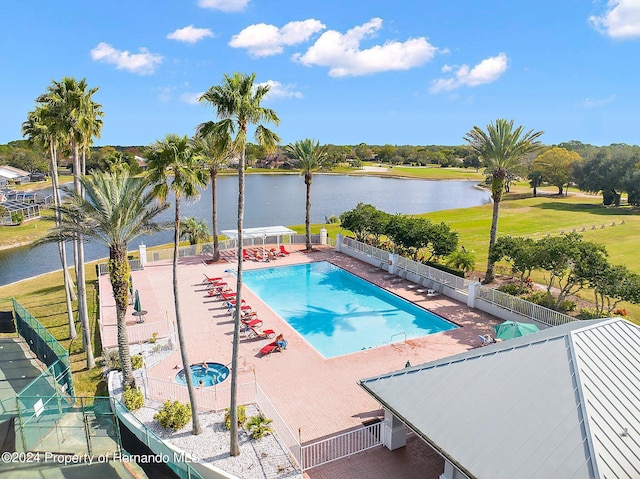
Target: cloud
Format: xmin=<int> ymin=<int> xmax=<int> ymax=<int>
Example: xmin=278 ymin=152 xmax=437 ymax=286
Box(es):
xmin=167 ymin=25 xmax=214 ymax=44
xmin=581 ymin=94 xmax=616 ymax=108
xmin=256 ymin=80 xmax=303 ymax=100
xmin=90 ymin=42 xmax=162 ymax=75
xmin=294 ymin=18 xmax=438 ymax=77
xmin=229 ymin=19 xmax=325 ymax=56
xmin=429 ymin=53 xmax=508 ymax=93
xmin=589 ymin=0 xmax=640 ymax=38
xmin=180 ymin=92 xmax=204 ymax=105
xmin=197 ymin=0 xmax=248 ymax=12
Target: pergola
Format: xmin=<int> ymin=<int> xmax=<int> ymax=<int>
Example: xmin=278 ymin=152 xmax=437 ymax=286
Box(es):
xmin=221 ymin=226 xmax=296 ymax=254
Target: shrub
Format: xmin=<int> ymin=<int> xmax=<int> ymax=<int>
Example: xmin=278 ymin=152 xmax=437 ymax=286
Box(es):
xmin=122 ymin=387 xmax=144 ymax=411
xmin=245 ymin=414 xmax=273 ymax=440
xmin=420 ymin=260 xmax=465 ymax=278
xmin=11 ymin=212 xmax=24 ymax=225
xmin=577 ymin=308 xmax=601 ymax=320
xmin=224 ymin=405 xmax=246 ymax=430
xmin=559 ymin=299 xmax=577 ymax=313
xmin=103 ymin=349 xmax=121 ymax=370
xmin=131 ymin=354 xmax=143 ymax=370
xmin=154 ymin=400 xmax=191 ymax=430
xmin=149 ymin=332 xmax=158 ymax=344
xmin=326 ymin=215 xmax=340 ymax=224
xmin=497 ymin=284 xmax=524 ymax=296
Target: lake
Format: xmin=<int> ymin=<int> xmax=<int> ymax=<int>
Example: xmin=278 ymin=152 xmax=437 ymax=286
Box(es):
xmin=0 ymin=174 xmax=491 ymax=286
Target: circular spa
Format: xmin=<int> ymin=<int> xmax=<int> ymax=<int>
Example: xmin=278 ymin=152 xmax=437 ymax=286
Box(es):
xmin=175 ymin=362 xmax=230 ymax=387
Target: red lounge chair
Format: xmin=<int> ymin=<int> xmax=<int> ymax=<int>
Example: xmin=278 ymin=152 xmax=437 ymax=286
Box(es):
xmin=246 ymin=326 xmax=275 ymax=340
xmin=242 ymin=249 xmax=252 ymax=261
xmin=207 ymin=285 xmax=231 ymax=297
xmin=202 ymin=274 xmax=223 ymax=284
xmin=279 ymin=245 xmax=290 ymax=256
xmin=241 ymin=317 xmax=263 ymax=328
xmin=260 ymin=342 xmax=277 ymax=355
xmin=221 ymin=292 xmax=238 ymax=301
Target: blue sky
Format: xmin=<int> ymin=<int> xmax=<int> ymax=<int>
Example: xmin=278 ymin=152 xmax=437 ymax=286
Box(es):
xmin=1 ymin=0 xmax=639 ymax=147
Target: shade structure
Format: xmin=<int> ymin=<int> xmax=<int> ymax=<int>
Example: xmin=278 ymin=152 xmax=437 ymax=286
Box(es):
xmin=493 ymin=321 xmax=540 ymax=340
xmin=133 ymin=290 xmax=141 ymax=313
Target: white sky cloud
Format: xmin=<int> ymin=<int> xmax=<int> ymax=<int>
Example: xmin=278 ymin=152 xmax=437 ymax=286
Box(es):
xmin=180 ymin=92 xmax=204 ymax=105
xmin=294 ymin=18 xmax=438 ymax=77
xmin=167 ymin=25 xmax=214 ymax=44
xmin=90 ymin=42 xmax=163 ymax=75
xmin=589 ymin=0 xmax=640 ymax=38
xmin=229 ymin=19 xmax=326 ymax=56
xmin=256 ymin=80 xmax=303 ymax=100
xmin=197 ymin=0 xmax=248 ymax=12
xmin=581 ymin=94 xmax=616 ymax=108
xmin=429 ymin=53 xmax=508 ymax=93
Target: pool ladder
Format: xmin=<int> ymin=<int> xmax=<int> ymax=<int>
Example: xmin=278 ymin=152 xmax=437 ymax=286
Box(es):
xmin=389 ymin=332 xmax=407 ymax=344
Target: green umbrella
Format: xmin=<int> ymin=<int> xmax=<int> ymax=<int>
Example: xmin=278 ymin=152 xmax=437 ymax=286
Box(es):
xmin=128 ymin=275 xmax=134 ymax=304
xmin=493 ymin=320 xmax=539 ymax=340
xmin=133 ymin=289 xmax=141 ymax=313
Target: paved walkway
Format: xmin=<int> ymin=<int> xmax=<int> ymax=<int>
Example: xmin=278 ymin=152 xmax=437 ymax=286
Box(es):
xmin=99 ymin=246 xmax=501 ymax=478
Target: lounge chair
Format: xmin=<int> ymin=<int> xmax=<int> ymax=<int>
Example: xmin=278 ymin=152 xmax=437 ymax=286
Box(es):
xmin=246 ymin=325 xmax=276 ymax=340
xmin=207 ymin=284 xmax=231 ymax=297
xmin=260 ymin=341 xmax=278 ymax=355
xmin=241 ymin=317 xmax=263 ymax=328
xmin=242 ymin=249 xmax=253 ymax=261
xmin=202 ymin=274 xmax=223 ymax=284
xmin=367 ymin=262 xmax=386 ymax=273
xmin=479 ymin=334 xmax=495 ymax=346
xmin=279 ymin=245 xmax=290 ymax=256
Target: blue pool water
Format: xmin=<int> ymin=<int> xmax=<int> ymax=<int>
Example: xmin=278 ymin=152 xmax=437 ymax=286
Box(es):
xmin=242 ymin=261 xmax=457 ymax=358
xmin=175 ymin=362 xmax=229 ymax=387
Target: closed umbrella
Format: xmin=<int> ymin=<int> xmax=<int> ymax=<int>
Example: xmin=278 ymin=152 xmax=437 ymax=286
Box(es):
xmin=493 ymin=320 xmax=539 ymax=340
xmin=128 ymin=275 xmax=134 ymax=304
xmin=133 ymin=290 xmax=141 ymax=313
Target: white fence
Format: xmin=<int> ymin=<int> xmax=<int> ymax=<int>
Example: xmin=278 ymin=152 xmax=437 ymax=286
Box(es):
xmin=145 ymin=376 xmax=257 ymax=412
xmin=300 ymin=422 xmax=382 ymax=470
xmin=477 ymin=287 xmax=574 ymax=327
xmin=341 ymin=236 xmax=390 ymax=266
xmin=101 ymin=318 xmax=172 ymax=349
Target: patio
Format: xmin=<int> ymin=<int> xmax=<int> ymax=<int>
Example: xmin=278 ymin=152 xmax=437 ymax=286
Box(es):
xmin=98 ymin=245 xmax=502 ymax=478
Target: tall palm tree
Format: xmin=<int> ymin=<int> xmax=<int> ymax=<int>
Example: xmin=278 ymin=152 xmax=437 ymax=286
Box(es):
xmin=193 ymin=133 xmax=233 ymax=262
xmin=285 ymin=139 xmax=328 ymax=251
xmin=34 ymin=171 xmax=169 ymax=388
xmin=464 ymin=119 xmax=543 ymax=283
xmin=38 ymin=77 xmax=103 ymax=368
xmin=199 ymin=72 xmax=280 ymax=456
xmin=146 ymin=134 xmax=208 ymax=435
xmin=22 ymin=106 xmax=77 ymax=340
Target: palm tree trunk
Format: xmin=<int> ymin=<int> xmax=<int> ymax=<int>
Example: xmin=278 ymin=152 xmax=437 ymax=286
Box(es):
xmin=110 ymin=246 xmax=135 ymax=388
xmin=230 ymin=148 xmax=245 ymax=457
xmin=49 ymin=139 xmax=76 ymax=339
xmin=173 ymin=198 xmax=202 ymax=435
xmin=305 ymin=176 xmax=312 ymax=251
xmin=484 ymin=199 xmax=501 ymax=284
xmin=211 ymin=169 xmax=220 ymax=262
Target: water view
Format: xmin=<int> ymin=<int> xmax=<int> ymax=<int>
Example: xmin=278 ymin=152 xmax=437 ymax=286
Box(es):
xmin=0 ymin=174 xmax=490 ymax=285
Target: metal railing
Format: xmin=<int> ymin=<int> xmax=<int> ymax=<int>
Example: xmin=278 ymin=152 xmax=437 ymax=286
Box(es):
xmin=145 ymin=377 xmax=256 ymax=412
xmin=300 ymin=421 xmax=382 ymax=470
xmin=341 ymin=237 xmax=390 ymax=265
xmin=477 ymin=287 xmax=575 ymax=327
xmin=97 ymin=258 xmax=143 ymax=275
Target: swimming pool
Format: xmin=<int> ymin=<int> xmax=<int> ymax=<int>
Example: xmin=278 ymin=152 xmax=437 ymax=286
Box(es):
xmin=243 ymin=261 xmax=457 ymax=358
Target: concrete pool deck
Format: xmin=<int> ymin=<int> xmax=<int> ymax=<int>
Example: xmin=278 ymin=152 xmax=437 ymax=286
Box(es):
xmin=99 ymin=245 xmax=502 ymax=477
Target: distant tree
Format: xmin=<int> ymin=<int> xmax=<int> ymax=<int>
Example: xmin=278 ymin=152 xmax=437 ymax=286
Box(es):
xmin=527 ymin=170 xmax=543 ymax=197
xmin=532 ymin=147 xmax=582 ymax=195
xmin=464 ymin=119 xmax=543 ymax=283
xmin=591 ymin=264 xmax=640 ymax=317
xmin=385 ymin=215 xmax=458 ymax=262
xmin=180 ymin=217 xmax=211 ymax=245
xmin=354 ymin=143 xmax=373 ymax=161
xmin=377 ymin=144 xmax=396 ymax=163
xmin=573 ymin=148 xmax=638 ymax=205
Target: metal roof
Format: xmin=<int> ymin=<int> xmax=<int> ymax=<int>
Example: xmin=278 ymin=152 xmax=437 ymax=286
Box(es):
xmin=359 ymin=318 xmax=640 ymax=479
xmin=221 ymin=226 xmax=296 ymax=240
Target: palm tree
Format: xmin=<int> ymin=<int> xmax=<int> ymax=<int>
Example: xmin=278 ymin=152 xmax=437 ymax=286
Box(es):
xmin=34 ymin=171 xmax=169 ymax=388
xmin=180 ymin=217 xmax=211 ymax=245
xmin=199 ymin=72 xmax=280 ymax=456
xmin=22 ymin=106 xmax=77 ymax=340
xmin=285 ymin=139 xmax=328 ymax=251
xmin=38 ymin=77 xmax=103 ymax=368
xmin=147 ymin=134 xmax=208 ymax=435
xmin=193 ymin=133 xmax=234 ymax=261
xmin=464 ymin=119 xmax=543 ymax=283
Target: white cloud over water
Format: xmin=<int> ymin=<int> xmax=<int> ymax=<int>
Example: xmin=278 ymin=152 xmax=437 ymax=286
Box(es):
xmin=167 ymin=25 xmax=214 ymax=44
xmin=294 ymin=18 xmax=437 ymax=77
xmin=589 ymin=0 xmax=640 ymax=38
xmin=429 ymin=53 xmax=508 ymax=93
xmin=90 ymin=42 xmax=163 ymax=75
xmin=230 ymin=19 xmax=326 ymax=56
xmin=197 ymin=0 xmax=248 ymax=12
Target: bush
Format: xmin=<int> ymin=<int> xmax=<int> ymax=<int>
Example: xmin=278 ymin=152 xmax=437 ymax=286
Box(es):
xmin=522 ymin=291 xmax=551 ymax=308
xmin=577 ymin=307 xmax=602 ymax=320
xmin=559 ymin=299 xmax=577 ymax=313
xmin=149 ymin=332 xmax=158 ymax=344
xmin=224 ymin=405 xmax=246 ymax=430
xmin=103 ymin=349 xmax=121 ymax=370
xmin=326 ymin=215 xmax=340 ymax=224
xmin=497 ymin=284 xmax=524 ymax=296
xmin=131 ymin=354 xmax=143 ymax=370
xmin=420 ymin=260 xmax=465 ymax=278
xmin=11 ymin=212 xmax=24 ymax=225
xmin=154 ymin=400 xmax=192 ymax=430
xmin=122 ymin=387 xmax=144 ymax=411
xmin=245 ymin=414 xmax=273 ymax=440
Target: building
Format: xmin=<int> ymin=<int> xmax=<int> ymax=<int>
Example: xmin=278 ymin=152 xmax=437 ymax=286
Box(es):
xmin=0 ymin=165 xmax=31 ymax=185
xmin=360 ymin=318 xmax=640 ymax=479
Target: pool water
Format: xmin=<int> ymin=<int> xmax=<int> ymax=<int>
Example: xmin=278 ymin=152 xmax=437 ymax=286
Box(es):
xmin=243 ymin=261 xmax=457 ymax=358
xmin=175 ymin=362 xmax=229 ymax=387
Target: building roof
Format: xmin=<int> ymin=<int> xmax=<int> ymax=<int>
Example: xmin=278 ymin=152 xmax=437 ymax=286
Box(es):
xmin=359 ymin=318 xmax=640 ymax=479
xmin=221 ymin=226 xmax=296 ymax=240
xmin=0 ymin=165 xmax=30 ymax=180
